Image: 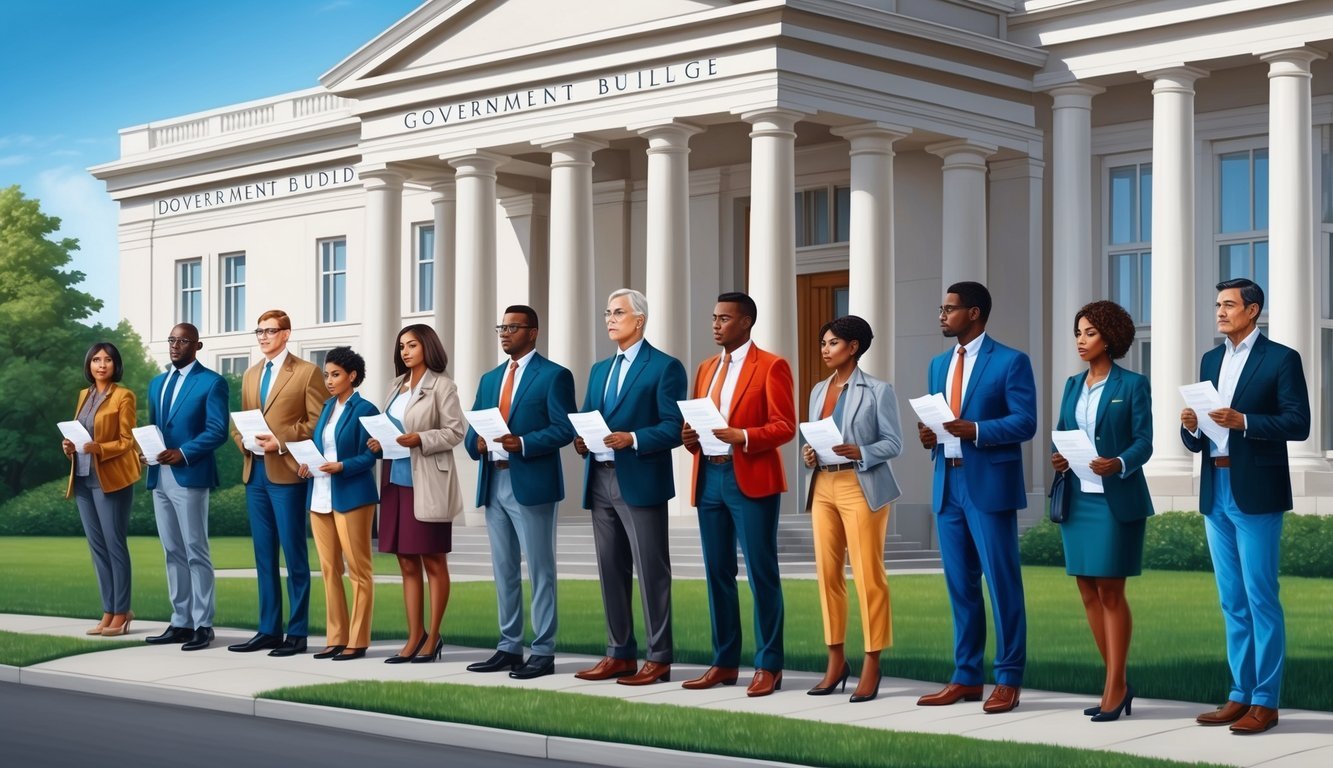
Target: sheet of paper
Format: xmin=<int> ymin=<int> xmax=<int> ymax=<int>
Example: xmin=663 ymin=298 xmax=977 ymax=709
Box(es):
xmin=57 ymin=421 xmax=94 ymax=454
xmin=465 ymin=407 xmax=511 ymax=460
xmin=359 ymin=414 xmax=410 ymax=460
xmin=1179 ymin=381 xmax=1230 ymax=453
xmin=677 ymin=398 xmax=730 ymax=455
xmin=568 ymin=410 xmax=613 ymax=452
xmin=230 ymin=409 xmax=273 ymax=455
xmin=800 ymin=417 xmax=851 ymax=465
xmin=1051 ymin=429 xmax=1105 ymax=494
xmin=907 ymin=393 xmax=960 ymax=450
xmin=132 ymin=426 xmax=167 ymax=465
xmin=287 ymin=440 xmax=330 ymax=477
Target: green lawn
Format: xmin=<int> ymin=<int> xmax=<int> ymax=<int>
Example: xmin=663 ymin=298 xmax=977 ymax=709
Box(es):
xmin=2 ymin=536 xmax=1330 ymax=710
xmin=0 ymin=628 xmax=137 ymax=666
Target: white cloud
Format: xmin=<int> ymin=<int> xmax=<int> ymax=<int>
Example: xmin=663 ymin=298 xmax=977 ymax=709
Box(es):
xmin=0 ymin=154 xmax=31 ymax=167
xmin=33 ymin=166 xmax=119 ymax=326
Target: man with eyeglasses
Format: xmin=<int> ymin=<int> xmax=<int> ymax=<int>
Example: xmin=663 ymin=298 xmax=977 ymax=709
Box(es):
xmin=915 ymin=281 xmax=1036 ymax=714
xmin=227 ymin=309 xmax=326 ymax=657
xmin=142 ymin=323 xmax=230 ymax=652
xmin=572 ymin=288 xmax=687 ymax=686
xmin=463 ymin=305 xmax=576 ymax=680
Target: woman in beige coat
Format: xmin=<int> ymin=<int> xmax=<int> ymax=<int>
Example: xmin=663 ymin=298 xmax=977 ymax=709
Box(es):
xmin=369 ymin=324 xmax=465 ymax=663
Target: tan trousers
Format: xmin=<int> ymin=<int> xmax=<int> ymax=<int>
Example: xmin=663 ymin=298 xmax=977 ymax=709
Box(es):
xmin=310 ymin=504 xmax=375 ymax=647
xmin=811 ymin=470 xmax=892 ymax=651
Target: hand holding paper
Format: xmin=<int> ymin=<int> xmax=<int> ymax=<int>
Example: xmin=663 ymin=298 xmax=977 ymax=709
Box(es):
xmin=800 ymin=417 xmax=851 ymax=466
xmin=908 ymin=394 xmax=960 ymax=449
xmin=677 ymin=398 xmax=730 ymax=454
xmin=132 ymin=426 xmax=167 ymax=465
xmin=359 ymin=414 xmax=411 ymax=459
xmin=1179 ymin=382 xmax=1229 ymax=452
xmin=1051 ymin=430 xmax=1105 ymax=493
xmin=57 ymin=421 xmax=94 ymax=454
xmin=288 ymin=440 xmax=331 ymax=477
xmin=465 ymin=407 xmax=512 ymax=460
xmin=568 ymin=410 xmax=613 ymax=451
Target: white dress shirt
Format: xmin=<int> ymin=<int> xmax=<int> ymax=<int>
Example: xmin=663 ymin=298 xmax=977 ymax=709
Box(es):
xmin=159 ymin=359 xmax=198 ymax=468
xmin=309 ymin=398 xmax=345 ymax=514
xmin=703 ymin=339 xmax=752 ymax=456
xmin=1210 ymin=325 xmax=1259 ymax=457
xmin=492 ymin=348 xmax=536 ymax=460
xmin=943 ymin=332 xmax=986 ymax=459
xmin=592 ymin=338 xmax=644 ymax=462
xmin=247 ymin=348 xmax=290 ymax=455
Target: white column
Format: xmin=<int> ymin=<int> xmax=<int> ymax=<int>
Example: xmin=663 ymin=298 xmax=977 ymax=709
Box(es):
xmin=636 ymin=121 xmax=703 ymax=363
xmin=831 ymin=122 xmax=909 ymax=382
xmin=427 ymin=177 xmax=456 ymax=360
xmin=359 ymin=167 xmax=405 ymax=396
xmin=1047 ymin=85 xmax=1103 ymax=400
xmin=537 ymin=136 xmax=604 ymax=397
xmin=1262 ymin=48 xmax=1326 ymax=466
xmin=926 ymin=140 xmax=996 ymax=287
xmin=742 ymin=109 xmax=802 ymax=363
xmin=1143 ymin=66 xmax=1207 ymax=479
xmin=446 ymin=152 xmax=505 ymax=409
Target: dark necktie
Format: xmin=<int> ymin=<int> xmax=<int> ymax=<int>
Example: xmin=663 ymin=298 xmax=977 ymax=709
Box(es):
xmin=161 ymin=369 xmax=181 ymax=418
xmin=603 ymin=354 xmax=625 ymax=413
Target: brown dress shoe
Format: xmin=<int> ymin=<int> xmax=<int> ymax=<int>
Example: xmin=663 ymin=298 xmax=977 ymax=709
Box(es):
xmin=747 ymin=669 xmax=783 ymax=697
xmin=682 ymin=666 xmax=740 ymax=690
xmin=983 ymin=685 xmax=1021 ymax=713
xmin=917 ymin=683 xmax=984 ymax=706
xmin=1196 ymin=700 xmax=1249 ymax=726
xmin=573 ymin=656 xmax=637 ymax=681
xmin=1230 ymin=706 xmax=1279 ymax=734
xmin=618 ymin=661 xmax=671 ymax=686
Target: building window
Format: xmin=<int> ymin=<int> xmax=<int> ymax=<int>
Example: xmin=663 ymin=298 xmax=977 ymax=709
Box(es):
xmin=218 ymin=355 xmax=249 ymax=378
xmin=318 ymin=238 xmax=347 ymax=324
xmin=1215 ymin=147 xmax=1269 ymax=299
xmin=177 ymin=259 xmax=202 ymax=328
xmin=1104 ymin=160 xmax=1152 ymax=376
xmin=307 ymin=348 xmax=330 ymax=368
xmin=795 ymin=185 xmax=851 ymax=248
xmin=220 ymin=252 xmax=245 ymax=333
xmin=414 ymin=224 xmax=434 ymax=313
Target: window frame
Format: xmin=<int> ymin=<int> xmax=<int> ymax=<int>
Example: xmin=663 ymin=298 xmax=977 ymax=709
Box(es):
xmin=177 ymin=258 xmax=203 ymax=329
xmin=413 ymin=223 xmax=435 ymax=314
xmin=219 ymin=251 xmax=246 ymax=334
xmin=1101 ymin=151 xmax=1153 ymax=376
xmin=317 ymin=237 xmax=348 ymax=325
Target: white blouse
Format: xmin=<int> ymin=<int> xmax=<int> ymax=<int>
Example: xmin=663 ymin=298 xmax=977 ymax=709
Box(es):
xmin=309 ymin=399 xmax=345 ymax=514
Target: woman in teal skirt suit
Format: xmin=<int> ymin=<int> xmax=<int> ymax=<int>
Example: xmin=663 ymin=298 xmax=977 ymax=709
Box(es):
xmin=1051 ymin=300 xmax=1154 ymax=722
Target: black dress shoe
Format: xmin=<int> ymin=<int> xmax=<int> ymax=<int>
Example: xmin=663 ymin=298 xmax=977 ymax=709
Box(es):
xmin=331 ymin=647 xmax=366 ymax=661
xmin=145 ymin=626 xmax=191 ymax=645
xmin=510 ymin=655 xmax=555 ymax=680
xmin=181 ymin=627 xmax=214 ymax=652
xmin=467 ymin=650 xmax=524 ymax=673
xmin=313 ymin=645 xmax=346 ymax=659
xmin=227 ymin=632 xmax=282 ymax=653
xmin=268 ymin=636 xmax=308 ymax=657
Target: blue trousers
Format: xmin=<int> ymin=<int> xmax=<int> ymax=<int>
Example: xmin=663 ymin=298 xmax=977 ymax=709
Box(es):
xmin=1204 ymin=468 xmax=1285 ymax=709
xmin=245 ymin=460 xmax=310 ymax=637
xmin=697 ymin=461 xmax=784 ymax=671
xmin=937 ymin=467 xmax=1026 ymax=687
xmin=485 ymin=470 xmax=558 ymax=656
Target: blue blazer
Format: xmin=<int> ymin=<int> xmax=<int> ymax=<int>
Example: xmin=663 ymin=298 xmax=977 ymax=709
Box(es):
xmin=579 ymin=340 xmax=688 ymax=509
xmin=804 ymin=368 xmax=903 ymax=511
xmin=926 ymin=335 xmax=1037 ymax=513
xmin=1181 ymin=333 xmax=1310 ymax=515
xmin=465 ymin=353 xmax=577 ymax=507
xmin=146 ymin=364 xmax=230 ymax=490
xmin=1055 ymin=364 xmax=1154 ymax=523
xmin=303 ymin=392 xmax=380 ymax=512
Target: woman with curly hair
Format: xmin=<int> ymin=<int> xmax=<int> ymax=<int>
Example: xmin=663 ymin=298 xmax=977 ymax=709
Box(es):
xmin=1051 ymin=300 xmax=1154 ymax=722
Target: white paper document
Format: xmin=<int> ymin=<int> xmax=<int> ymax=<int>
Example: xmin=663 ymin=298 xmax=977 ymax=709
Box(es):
xmin=1179 ymin=381 xmax=1230 ymax=453
xmin=1051 ymin=429 xmax=1105 ymax=494
xmin=288 ymin=440 xmax=330 ymax=477
xmin=677 ymin=398 xmax=731 ymax=455
xmin=57 ymin=421 xmax=93 ymax=454
xmin=568 ymin=410 xmax=613 ymax=452
xmin=907 ymin=393 xmax=961 ymax=450
xmin=359 ymin=414 xmax=411 ymax=460
xmin=132 ymin=425 xmax=167 ymax=465
xmin=800 ymin=417 xmax=851 ymax=466
xmin=230 ymin=409 xmax=272 ymax=442
xmin=465 ymin=407 xmax=512 ymax=460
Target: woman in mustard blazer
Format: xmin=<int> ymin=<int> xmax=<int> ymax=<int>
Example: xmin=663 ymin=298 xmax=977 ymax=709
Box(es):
xmin=1051 ymin=301 xmax=1154 ymax=722
xmin=63 ymin=342 xmax=142 ymax=637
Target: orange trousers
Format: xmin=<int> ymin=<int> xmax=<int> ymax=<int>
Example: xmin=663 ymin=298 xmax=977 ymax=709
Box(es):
xmin=810 ymin=469 xmax=892 ymax=651
xmin=310 ymin=504 xmax=375 ymax=647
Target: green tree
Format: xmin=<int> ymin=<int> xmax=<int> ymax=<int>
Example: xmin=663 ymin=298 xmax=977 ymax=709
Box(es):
xmin=0 ymin=185 xmax=156 ymax=501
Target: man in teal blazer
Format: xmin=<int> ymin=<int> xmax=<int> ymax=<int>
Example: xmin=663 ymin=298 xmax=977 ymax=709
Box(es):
xmin=1182 ymin=278 xmax=1310 ymax=735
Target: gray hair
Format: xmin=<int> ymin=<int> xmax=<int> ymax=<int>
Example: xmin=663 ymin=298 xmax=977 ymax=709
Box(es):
xmin=608 ymin=288 xmax=649 ymax=320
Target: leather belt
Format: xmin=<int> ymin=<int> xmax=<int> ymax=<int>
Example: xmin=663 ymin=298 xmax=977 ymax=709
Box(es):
xmin=945 ymin=458 xmax=964 ymax=468
xmin=593 ymin=460 xmax=616 ymax=469
xmin=817 ymin=463 xmax=856 ymax=473
xmin=704 ymin=455 xmax=733 ymax=464
xmin=493 ymin=460 xmax=510 ymax=470
xmin=1213 ymin=457 xmax=1231 ymax=468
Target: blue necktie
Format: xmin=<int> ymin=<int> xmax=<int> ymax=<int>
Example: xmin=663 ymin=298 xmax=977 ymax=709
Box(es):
xmin=259 ymin=361 xmax=273 ymax=406
xmin=161 ymin=369 xmax=181 ymax=419
xmin=603 ymin=354 xmax=624 ymax=413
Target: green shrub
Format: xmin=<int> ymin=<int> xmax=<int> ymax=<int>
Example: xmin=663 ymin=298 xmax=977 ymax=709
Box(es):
xmin=1142 ymin=511 xmax=1213 ymax=572
xmin=1281 ymin=512 xmax=1333 ymax=578
xmin=1019 ymin=518 xmax=1065 ymax=567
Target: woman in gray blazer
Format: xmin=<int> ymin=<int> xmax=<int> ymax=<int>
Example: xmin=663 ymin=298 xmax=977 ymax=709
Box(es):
xmin=800 ymin=316 xmax=903 ymax=703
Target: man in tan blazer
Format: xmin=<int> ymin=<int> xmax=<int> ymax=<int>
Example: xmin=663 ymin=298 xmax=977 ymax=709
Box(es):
xmin=227 ymin=309 xmax=326 ymax=657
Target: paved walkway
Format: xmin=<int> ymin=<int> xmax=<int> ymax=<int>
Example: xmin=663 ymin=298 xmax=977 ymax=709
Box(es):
xmin=3 ymin=613 xmax=1330 ymax=768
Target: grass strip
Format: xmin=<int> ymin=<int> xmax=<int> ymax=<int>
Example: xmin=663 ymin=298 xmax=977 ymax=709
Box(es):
xmin=0 ymin=629 xmax=137 ymax=666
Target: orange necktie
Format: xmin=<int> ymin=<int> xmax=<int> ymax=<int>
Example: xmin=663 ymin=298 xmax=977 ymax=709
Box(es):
xmin=498 ymin=361 xmax=518 ymax=420
xmin=709 ymin=354 xmax=732 ymax=408
xmin=950 ymin=347 xmax=965 ymax=418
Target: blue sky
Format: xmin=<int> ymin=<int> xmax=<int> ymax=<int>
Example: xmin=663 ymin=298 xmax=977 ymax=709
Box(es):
xmin=0 ymin=0 xmax=420 ymax=325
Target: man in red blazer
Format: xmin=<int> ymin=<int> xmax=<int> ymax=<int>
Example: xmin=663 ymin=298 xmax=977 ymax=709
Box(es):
xmin=680 ymin=291 xmax=796 ymax=697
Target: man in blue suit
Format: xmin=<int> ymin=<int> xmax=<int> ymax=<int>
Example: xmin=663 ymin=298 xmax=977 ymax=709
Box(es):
xmin=142 ymin=323 xmax=230 ymax=651
xmin=1182 ymin=278 xmax=1309 ymax=735
xmin=464 ymin=305 xmax=576 ymax=681
xmin=915 ymin=281 xmax=1036 ymax=713
xmin=573 ymin=288 xmax=687 ymax=686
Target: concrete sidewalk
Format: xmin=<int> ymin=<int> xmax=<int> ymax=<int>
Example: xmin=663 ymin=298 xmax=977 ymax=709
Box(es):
xmin=3 ymin=613 xmax=1330 ymax=768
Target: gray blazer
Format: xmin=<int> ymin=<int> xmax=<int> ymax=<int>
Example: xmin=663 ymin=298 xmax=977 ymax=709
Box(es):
xmin=803 ymin=368 xmax=904 ymax=511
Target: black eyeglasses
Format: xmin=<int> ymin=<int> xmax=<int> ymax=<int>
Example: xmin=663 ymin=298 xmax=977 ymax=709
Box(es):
xmin=938 ymin=305 xmax=970 ymax=317
xmin=165 ymin=337 xmax=196 ymax=347
xmin=495 ymin=324 xmax=533 ymax=335
xmin=254 ymin=328 xmax=285 ymax=337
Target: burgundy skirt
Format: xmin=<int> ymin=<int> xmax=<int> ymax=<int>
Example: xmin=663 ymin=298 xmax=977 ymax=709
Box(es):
xmin=377 ymin=462 xmax=452 ymax=555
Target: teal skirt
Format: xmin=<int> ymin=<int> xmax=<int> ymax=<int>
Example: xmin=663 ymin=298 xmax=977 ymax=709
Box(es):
xmin=1060 ymin=482 xmax=1145 ymax=578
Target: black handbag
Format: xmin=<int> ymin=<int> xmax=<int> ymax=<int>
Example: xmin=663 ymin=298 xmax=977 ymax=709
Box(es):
xmin=1048 ymin=470 xmax=1072 ymax=524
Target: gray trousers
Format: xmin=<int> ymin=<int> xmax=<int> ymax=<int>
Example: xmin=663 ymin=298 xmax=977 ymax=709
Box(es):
xmin=588 ymin=463 xmax=673 ymax=663
xmin=153 ymin=467 xmax=215 ymax=628
xmin=73 ymin=473 xmax=133 ymax=613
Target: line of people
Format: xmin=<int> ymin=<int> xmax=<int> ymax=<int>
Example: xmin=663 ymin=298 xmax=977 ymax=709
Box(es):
xmin=63 ymin=276 xmax=1306 ymax=733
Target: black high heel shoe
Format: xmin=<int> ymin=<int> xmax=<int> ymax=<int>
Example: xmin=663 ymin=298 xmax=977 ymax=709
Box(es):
xmin=1090 ymin=685 xmax=1135 ymax=722
xmin=411 ymin=637 xmax=444 ymax=663
xmin=384 ymin=634 xmax=427 ymax=665
xmin=807 ymin=662 xmax=851 ymax=696
xmin=849 ymin=670 xmax=882 ymax=703
xmin=1083 ymin=705 xmax=1102 ymax=716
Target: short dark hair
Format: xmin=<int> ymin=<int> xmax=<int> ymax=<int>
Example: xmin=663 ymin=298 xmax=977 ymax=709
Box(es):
xmin=717 ymin=291 xmax=757 ymax=324
xmin=324 ymin=346 xmax=366 ymax=388
xmin=1216 ymin=277 xmax=1265 ymax=312
xmin=946 ymin=281 xmax=992 ymax=323
xmin=83 ymin=342 xmax=125 ymax=383
xmin=818 ymin=315 xmax=874 ymax=361
xmin=394 ymin=324 xmax=448 ymax=376
xmin=1074 ymin=301 xmax=1136 ymax=361
xmin=504 ymin=304 xmax=539 ymax=329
